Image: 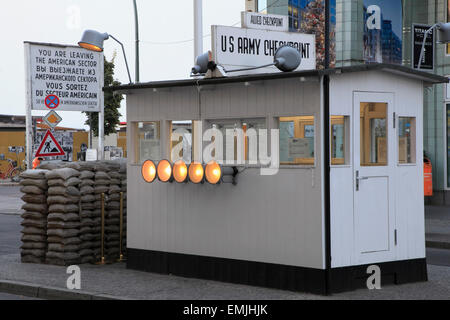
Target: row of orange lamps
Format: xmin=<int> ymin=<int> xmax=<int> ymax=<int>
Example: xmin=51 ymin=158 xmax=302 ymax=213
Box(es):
xmin=142 ymin=160 xmax=223 ymax=185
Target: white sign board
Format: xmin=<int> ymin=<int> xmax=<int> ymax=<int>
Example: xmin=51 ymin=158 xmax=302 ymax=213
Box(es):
xmin=241 ymin=11 xmax=289 ymax=32
xmin=86 ymin=149 xmax=98 ymax=161
xmin=212 ymin=26 xmax=316 ymax=73
xmin=25 ymin=42 xmax=103 ymax=112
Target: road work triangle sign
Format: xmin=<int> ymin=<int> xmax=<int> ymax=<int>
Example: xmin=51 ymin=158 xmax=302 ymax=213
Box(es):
xmin=35 ymin=130 xmax=65 ymax=157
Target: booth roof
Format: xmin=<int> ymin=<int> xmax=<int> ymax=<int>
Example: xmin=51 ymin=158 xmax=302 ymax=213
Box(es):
xmin=104 ymin=63 xmax=449 ymax=93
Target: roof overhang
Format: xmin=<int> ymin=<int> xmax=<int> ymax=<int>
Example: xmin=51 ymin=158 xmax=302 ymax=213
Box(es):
xmin=104 ymin=63 xmax=448 ymax=94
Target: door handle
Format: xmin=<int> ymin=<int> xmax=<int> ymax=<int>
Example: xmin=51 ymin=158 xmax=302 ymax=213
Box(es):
xmin=355 ymin=170 xmax=369 ymax=191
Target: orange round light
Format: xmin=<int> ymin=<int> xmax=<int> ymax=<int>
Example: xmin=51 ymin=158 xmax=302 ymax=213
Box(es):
xmin=141 ymin=160 xmax=156 ymax=183
xmin=205 ymin=161 xmax=222 ymax=184
xmin=188 ymin=162 xmax=204 ymax=184
xmin=157 ymin=160 xmax=172 ymax=182
xmin=173 ymin=160 xmax=188 ymax=183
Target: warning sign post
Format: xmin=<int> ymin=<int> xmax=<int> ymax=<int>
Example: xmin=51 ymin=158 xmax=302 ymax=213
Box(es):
xmin=35 ymin=130 xmax=65 ymax=157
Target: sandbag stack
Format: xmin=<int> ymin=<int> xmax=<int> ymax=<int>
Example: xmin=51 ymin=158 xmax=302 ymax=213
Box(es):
xmin=104 ymin=162 xmax=122 ymax=260
xmin=19 ymin=170 xmax=49 ymax=263
xmin=119 ymin=160 xmax=127 ymax=256
xmin=45 ymin=168 xmax=82 ymax=266
xmin=91 ymin=162 xmax=109 ymax=261
xmin=78 ymin=162 xmax=97 ymax=263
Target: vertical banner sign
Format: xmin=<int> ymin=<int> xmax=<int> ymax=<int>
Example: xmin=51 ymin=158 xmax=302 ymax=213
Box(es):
xmin=26 ymin=42 xmax=103 ymax=111
xmin=412 ymin=24 xmax=434 ymax=70
xmin=212 ymin=25 xmax=316 ymax=73
xmin=363 ymin=0 xmax=402 ymax=64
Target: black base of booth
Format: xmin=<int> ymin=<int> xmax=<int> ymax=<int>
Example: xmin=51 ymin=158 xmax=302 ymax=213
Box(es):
xmin=127 ymin=248 xmax=427 ymax=295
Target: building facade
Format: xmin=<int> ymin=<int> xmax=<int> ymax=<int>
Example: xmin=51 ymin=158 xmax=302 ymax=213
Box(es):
xmin=258 ymin=0 xmax=450 ymax=205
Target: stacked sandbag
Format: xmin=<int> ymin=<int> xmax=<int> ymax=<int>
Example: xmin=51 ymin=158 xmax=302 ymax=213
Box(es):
xmin=119 ymin=160 xmax=127 ymax=256
xmin=78 ymin=162 xmax=97 ymax=263
xmin=104 ymin=161 xmax=123 ymax=260
xmin=45 ymin=168 xmax=82 ymax=266
xmin=90 ymin=162 xmax=110 ymax=261
xmin=19 ymin=170 xmax=49 ymax=264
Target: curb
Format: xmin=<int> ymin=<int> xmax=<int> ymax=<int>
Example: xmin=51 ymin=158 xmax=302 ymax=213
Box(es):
xmin=426 ymin=240 xmax=450 ymax=250
xmin=0 ymin=280 xmax=128 ymax=300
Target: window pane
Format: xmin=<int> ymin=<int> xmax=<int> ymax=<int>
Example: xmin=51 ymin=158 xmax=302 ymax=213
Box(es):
xmin=331 ymin=116 xmax=348 ymax=165
xmin=170 ymin=121 xmax=192 ymax=163
xmin=280 ymin=116 xmax=315 ymax=165
xmin=207 ymin=118 xmax=266 ymax=164
xmin=398 ymin=117 xmax=416 ymax=164
xmin=135 ymin=121 xmax=160 ymax=164
xmin=360 ymin=103 xmax=387 ymax=166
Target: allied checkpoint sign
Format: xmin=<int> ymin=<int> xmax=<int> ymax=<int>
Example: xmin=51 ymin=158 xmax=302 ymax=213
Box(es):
xmin=25 ymin=42 xmax=103 ymax=112
xmin=211 ymin=25 xmax=316 ymax=73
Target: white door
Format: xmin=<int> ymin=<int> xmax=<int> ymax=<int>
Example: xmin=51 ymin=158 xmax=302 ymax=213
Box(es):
xmin=353 ymin=92 xmax=396 ymax=264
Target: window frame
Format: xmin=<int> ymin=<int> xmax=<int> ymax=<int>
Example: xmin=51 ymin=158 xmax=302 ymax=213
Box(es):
xmin=132 ymin=121 xmax=161 ymax=165
xmin=397 ymin=116 xmax=417 ymax=166
xmin=278 ymin=115 xmax=317 ymax=167
xmin=203 ymin=117 xmax=268 ymax=166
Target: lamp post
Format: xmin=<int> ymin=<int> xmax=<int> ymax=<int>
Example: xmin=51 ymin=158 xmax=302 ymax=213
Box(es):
xmin=418 ymin=22 xmax=450 ymax=70
xmin=78 ymin=29 xmax=133 ymax=160
xmin=133 ymin=0 xmax=140 ymax=83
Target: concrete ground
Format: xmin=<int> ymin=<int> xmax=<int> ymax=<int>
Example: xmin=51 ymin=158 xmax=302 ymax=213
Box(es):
xmin=0 ymin=185 xmax=449 ymax=300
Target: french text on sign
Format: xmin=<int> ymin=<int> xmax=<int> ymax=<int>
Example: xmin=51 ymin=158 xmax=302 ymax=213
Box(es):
xmin=35 ymin=130 xmax=65 ymax=157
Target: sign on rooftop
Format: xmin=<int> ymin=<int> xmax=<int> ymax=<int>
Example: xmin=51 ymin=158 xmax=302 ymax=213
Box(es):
xmin=211 ymin=25 xmax=316 ymax=73
xmin=241 ymin=11 xmax=289 ymax=32
xmin=25 ymin=42 xmax=103 ymax=112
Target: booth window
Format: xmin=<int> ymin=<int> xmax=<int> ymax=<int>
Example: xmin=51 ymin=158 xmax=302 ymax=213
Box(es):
xmin=331 ymin=116 xmax=349 ymax=165
xmin=170 ymin=121 xmax=193 ymax=163
xmin=205 ymin=119 xmax=266 ymax=164
xmin=134 ymin=121 xmax=160 ymax=164
xmin=398 ymin=117 xmax=416 ymax=164
xmin=279 ymin=116 xmax=315 ymax=165
xmin=360 ymin=103 xmax=387 ymax=166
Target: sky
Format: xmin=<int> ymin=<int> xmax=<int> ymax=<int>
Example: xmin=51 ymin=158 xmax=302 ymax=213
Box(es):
xmin=0 ymin=0 xmax=245 ymax=130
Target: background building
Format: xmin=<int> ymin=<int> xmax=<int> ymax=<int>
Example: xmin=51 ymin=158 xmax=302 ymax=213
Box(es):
xmin=259 ymin=0 xmax=450 ymax=205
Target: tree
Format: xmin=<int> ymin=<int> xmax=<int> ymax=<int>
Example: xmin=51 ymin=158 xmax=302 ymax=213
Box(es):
xmin=83 ymin=53 xmax=123 ymax=137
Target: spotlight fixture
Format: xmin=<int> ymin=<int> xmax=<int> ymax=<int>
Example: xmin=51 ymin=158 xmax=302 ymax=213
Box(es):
xmin=157 ymin=159 xmax=173 ymax=182
xmin=173 ymin=160 xmax=188 ymax=183
xmin=205 ymin=161 xmax=222 ymax=184
xmin=141 ymin=160 xmax=156 ymax=183
xmin=188 ymin=162 xmax=204 ymax=184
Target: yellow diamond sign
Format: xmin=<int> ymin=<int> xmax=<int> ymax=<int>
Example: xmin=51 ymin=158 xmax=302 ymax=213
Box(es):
xmin=43 ymin=110 xmax=62 ymax=129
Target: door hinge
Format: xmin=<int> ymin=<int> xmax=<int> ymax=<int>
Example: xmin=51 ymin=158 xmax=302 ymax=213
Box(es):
xmin=393 ymin=112 xmax=396 ymax=129
xmin=394 ymin=229 xmax=397 ymax=246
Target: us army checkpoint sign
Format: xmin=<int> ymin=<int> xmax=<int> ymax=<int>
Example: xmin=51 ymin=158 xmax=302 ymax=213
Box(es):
xmin=25 ymin=42 xmax=103 ymax=112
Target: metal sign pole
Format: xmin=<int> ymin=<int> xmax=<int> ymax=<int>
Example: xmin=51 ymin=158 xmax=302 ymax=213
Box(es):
xmin=194 ymin=0 xmax=203 ymax=62
xmin=99 ymin=53 xmax=105 ymax=160
xmin=24 ymin=43 xmax=33 ymax=170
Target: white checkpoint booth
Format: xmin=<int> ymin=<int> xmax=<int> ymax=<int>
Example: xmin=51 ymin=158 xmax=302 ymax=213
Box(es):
xmin=108 ymin=64 xmax=447 ymax=294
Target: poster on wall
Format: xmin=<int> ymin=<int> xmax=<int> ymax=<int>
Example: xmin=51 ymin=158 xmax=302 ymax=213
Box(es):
xmin=363 ymin=0 xmax=403 ymax=64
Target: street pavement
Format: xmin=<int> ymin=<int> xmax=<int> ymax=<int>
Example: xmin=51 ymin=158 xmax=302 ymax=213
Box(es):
xmin=0 ymin=185 xmax=449 ymax=300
